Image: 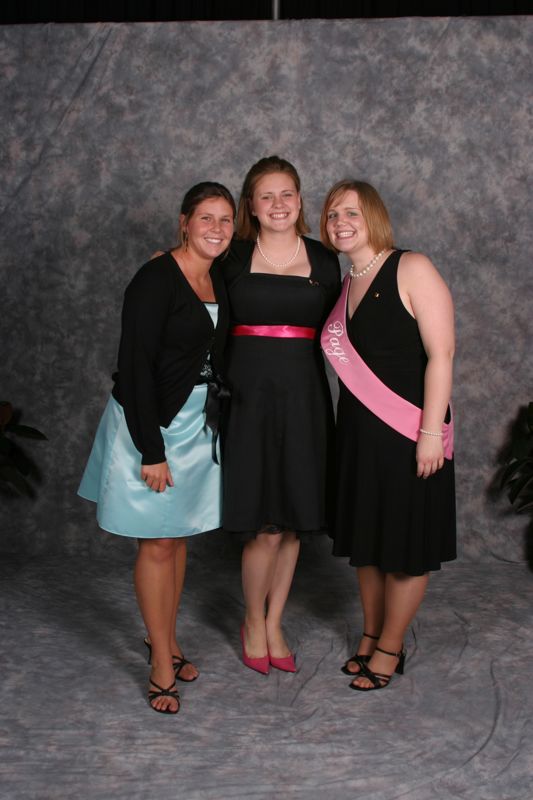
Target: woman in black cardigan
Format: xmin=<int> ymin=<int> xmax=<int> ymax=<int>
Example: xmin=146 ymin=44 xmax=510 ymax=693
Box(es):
xmin=79 ymin=182 xmax=235 ymax=713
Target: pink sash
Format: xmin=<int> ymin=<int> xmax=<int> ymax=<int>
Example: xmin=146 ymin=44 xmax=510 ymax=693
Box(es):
xmin=320 ymin=275 xmax=454 ymax=459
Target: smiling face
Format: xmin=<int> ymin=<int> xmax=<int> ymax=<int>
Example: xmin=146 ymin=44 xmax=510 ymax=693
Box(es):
xmin=181 ymin=197 xmax=234 ymax=260
xmin=321 ymin=180 xmax=393 ymax=255
xmin=325 ymin=190 xmax=371 ymax=257
xmin=250 ymin=172 xmax=301 ymax=235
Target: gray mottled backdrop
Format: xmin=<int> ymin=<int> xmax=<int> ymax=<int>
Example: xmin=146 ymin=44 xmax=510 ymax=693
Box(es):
xmin=1 ymin=18 xmax=532 ymax=559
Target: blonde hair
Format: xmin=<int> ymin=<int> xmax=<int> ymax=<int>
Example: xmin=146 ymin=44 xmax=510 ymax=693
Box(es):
xmin=236 ymin=155 xmax=310 ymax=240
xmin=320 ymin=180 xmax=394 ymax=253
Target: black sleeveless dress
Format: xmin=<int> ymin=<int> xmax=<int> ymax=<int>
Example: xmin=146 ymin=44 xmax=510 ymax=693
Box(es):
xmin=332 ymin=250 xmax=456 ymax=575
xmin=221 ymin=237 xmax=340 ymax=535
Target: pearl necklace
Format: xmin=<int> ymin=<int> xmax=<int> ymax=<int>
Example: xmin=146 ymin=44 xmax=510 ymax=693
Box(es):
xmin=256 ymin=234 xmax=301 ymax=269
xmin=350 ymin=249 xmax=386 ymax=279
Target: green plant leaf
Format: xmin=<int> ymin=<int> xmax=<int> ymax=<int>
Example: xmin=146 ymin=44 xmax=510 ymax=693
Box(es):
xmin=0 ymin=437 xmax=13 ymax=455
xmin=8 ymin=443 xmax=33 ymax=476
xmin=0 ymin=482 xmax=19 ymax=497
xmin=527 ymin=402 xmax=533 ymax=434
xmin=0 ymin=464 xmax=31 ymax=495
xmin=515 ymin=496 xmax=533 ymax=512
xmin=500 ymin=458 xmax=533 ymax=489
xmin=512 ymin=436 xmax=533 ymax=461
xmin=7 ymin=423 xmax=47 ymax=440
xmin=0 ymin=402 xmax=13 ymax=428
xmin=508 ymin=473 xmax=533 ymax=505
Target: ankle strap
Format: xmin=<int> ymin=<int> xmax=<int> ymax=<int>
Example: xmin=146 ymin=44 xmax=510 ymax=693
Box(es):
xmin=362 ymin=632 xmax=380 ymax=640
xmin=375 ymin=645 xmax=402 ymax=658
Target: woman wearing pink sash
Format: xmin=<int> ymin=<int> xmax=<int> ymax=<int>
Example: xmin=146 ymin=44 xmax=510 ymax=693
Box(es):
xmin=320 ymin=180 xmax=456 ymax=692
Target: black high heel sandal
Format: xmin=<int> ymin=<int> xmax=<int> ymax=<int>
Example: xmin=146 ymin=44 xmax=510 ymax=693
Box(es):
xmin=349 ymin=645 xmax=406 ymax=692
xmin=144 ymin=638 xmax=199 ymax=683
xmin=341 ymin=632 xmax=379 ymax=675
xmin=148 ymin=677 xmax=180 ymax=714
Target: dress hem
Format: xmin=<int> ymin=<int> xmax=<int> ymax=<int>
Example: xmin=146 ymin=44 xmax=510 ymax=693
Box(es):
xmin=332 ymin=552 xmax=457 ymax=577
xmin=78 ymin=491 xmax=221 ymax=539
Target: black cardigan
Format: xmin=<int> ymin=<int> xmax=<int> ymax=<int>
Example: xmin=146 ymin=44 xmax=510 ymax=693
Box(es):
xmin=112 ymin=252 xmax=229 ymax=465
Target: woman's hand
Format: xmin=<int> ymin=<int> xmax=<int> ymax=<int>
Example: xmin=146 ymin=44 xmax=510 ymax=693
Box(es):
xmin=416 ymin=434 xmax=444 ymax=479
xmin=141 ymin=461 xmax=174 ymax=492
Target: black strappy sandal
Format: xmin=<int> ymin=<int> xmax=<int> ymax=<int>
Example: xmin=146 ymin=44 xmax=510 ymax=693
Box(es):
xmin=148 ymin=678 xmax=180 ymax=714
xmin=341 ymin=632 xmax=379 ymax=675
xmin=144 ymin=638 xmax=199 ymax=682
xmin=349 ymin=646 xmax=406 ymax=691
xmin=172 ymin=654 xmax=198 ymax=682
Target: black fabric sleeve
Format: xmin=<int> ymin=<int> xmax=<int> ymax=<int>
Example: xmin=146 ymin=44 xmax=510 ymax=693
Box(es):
xmin=304 ymin=237 xmax=342 ymax=316
xmin=116 ymin=261 xmax=174 ymax=465
xmin=217 ymin=239 xmax=254 ymax=287
xmin=209 ymin=261 xmax=230 ymax=379
xmin=324 ymin=247 xmax=341 ymax=309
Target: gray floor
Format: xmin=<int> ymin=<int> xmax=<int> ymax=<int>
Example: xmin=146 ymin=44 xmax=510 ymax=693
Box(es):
xmin=2 ymin=539 xmax=533 ymax=800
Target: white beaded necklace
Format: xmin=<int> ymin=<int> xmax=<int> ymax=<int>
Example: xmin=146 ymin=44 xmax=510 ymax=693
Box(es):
xmin=256 ymin=234 xmax=301 ymax=269
xmin=350 ymin=248 xmax=386 ymax=279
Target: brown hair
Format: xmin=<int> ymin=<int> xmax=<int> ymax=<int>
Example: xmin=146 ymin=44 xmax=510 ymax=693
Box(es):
xmin=320 ymin=179 xmax=394 ymax=253
xmin=235 ymin=155 xmax=310 ymax=240
xmin=179 ymin=181 xmax=236 ymax=243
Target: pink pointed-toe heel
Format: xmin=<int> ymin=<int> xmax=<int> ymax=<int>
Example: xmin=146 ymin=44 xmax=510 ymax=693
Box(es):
xmin=269 ymin=652 xmax=297 ymax=673
xmin=240 ymin=625 xmax=270 ymax=675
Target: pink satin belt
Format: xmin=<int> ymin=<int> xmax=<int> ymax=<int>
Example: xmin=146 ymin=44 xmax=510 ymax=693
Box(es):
xmin=231 ymin=324 xmax=317 ymax=339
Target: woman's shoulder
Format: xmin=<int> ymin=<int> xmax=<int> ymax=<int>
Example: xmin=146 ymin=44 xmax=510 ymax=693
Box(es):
xmin=125 ymin=251 xmax=177 ymax=296
xmin=397 ymin=250 xmax=440 ymax=278
xmin=303 ymin=236 xmax=340 ymax=282
xmin=304 ymin=235 xmax=338 ymax=261
xmin=397 ymin=249 xmax=451 ymax=298
xmin=216 ymin=238 xmax=254 ymax=282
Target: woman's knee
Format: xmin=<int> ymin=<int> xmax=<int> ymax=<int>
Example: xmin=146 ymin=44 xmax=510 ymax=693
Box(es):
xmin=256 ymin=531 xmax=283 ymax=551
xmin=138 ymin=537 xmax=177 ymax=563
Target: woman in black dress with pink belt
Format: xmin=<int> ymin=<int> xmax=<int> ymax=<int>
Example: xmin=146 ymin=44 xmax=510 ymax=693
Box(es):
xmin=222 ymin=156 xmax=340 ymax=674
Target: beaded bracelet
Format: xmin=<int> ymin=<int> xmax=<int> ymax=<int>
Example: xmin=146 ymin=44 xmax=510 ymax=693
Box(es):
xmin=419 ymin=428 xmax=443 ymax=437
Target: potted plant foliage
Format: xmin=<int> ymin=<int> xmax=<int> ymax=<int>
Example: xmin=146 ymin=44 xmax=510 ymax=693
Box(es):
xmin=500 ymin=401 xmax=533 ymax=514
xmin=0 ymin=401 xmax=47 ymax=497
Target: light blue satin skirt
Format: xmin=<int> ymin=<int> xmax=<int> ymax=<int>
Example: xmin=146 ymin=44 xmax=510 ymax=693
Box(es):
xmin=78 ymin=388 xmax=222 ymax=538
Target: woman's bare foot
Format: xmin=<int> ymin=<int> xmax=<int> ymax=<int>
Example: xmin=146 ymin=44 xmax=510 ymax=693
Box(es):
xmin=344 ymin=632 xmax=380 ymax=675
xmin=145 ymin=636 xmax=199 ymax=681
xmin=148 ymin=661 xmax=180 ymax=713
xmin=350 ymin=648 xmax=401 ymax=690
xmin=171 ymin=649 xmax=199 ymax=682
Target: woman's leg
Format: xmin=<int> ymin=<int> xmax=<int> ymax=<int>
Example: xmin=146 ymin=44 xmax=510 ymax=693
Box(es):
xmin=134 ymin=538 xmax=179 ymax=712
xmin=144 ymin=539 xmax=198 ymax=680
xmin=265 ymin=532 xmax=300 ymax=657
xmin=168 ymin=538 xmax=198 ymax=680
xmin=351 ymin=571 xmax=429 ymax=689
xmin=344 ymin=566 xmax=386 ymax=673
xmin=241 ymin=532 xmax=283 ymax=657
xmin=357 ymin=565 xmax=386 ymax=645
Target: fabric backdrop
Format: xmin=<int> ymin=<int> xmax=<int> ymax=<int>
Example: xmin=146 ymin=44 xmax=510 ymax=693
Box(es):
xmin=1 ymin=17 xmax=532 ymax=560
